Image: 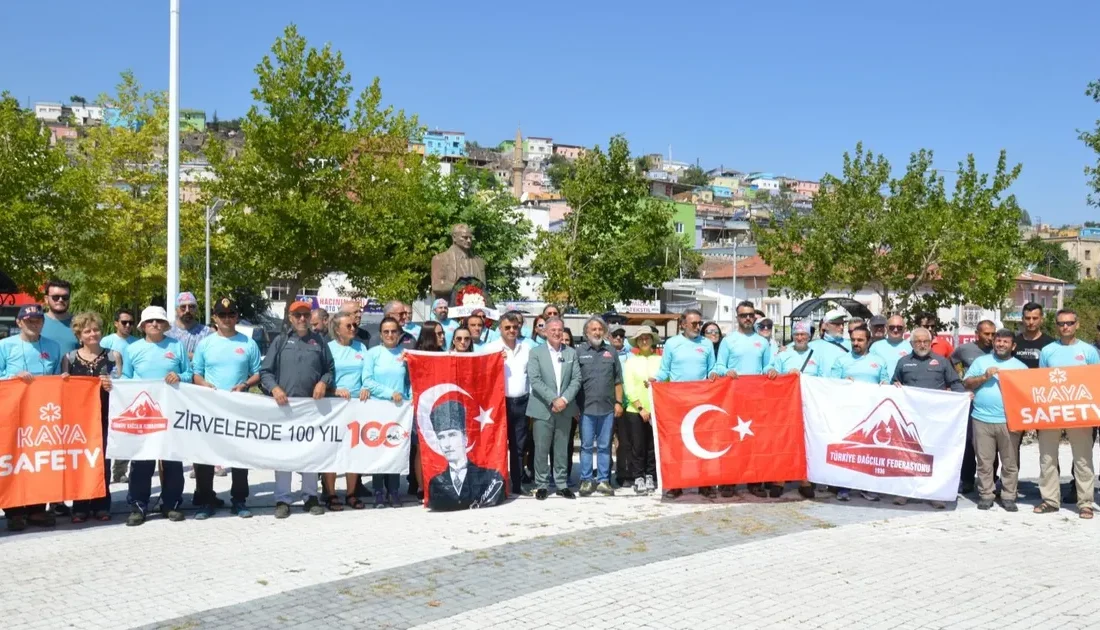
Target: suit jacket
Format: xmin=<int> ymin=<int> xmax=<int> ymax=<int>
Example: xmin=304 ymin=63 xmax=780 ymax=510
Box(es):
xmin=525 ymin=342 xmax=581 ymax=421
xmin=428 ymin=462 xmax=505 ymax=510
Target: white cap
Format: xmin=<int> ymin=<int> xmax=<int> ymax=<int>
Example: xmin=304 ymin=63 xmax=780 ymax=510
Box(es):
xmin=138 ymin=306 xmax=170 ymax=330
xmin=823 ymin=308 xmax=849 ymax=323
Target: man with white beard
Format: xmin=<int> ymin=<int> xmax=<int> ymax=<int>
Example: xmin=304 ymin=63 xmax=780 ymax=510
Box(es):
xmin=891 ymin=327 xmax=967 ymax=508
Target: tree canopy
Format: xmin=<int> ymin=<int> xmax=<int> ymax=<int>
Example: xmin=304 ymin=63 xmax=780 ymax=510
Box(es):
xmin=754 ymin=142 xmax=1030 ymax=315
xmin=531 ymin=135 xmax=698 ymax=311
xmin=0 ymin=92 xmax=97 ymax=294
xmin=679 ymin=164 xmax=709 ymax=187
xmin=1024 ymin=237 xmax=1080 ymax=282
xmin=1081 ymin=78 xmax=1100 ymax=207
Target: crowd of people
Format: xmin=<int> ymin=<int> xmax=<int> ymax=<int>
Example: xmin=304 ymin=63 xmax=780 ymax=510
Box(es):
xmin=1 ymin=276 xmax=1097 ymax=531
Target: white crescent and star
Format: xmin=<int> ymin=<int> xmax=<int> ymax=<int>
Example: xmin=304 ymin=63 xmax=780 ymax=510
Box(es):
xmin=680 ymin=405 xmax=755 ymax=459
xmin=415 ymin=383 xmax=494 ymax=455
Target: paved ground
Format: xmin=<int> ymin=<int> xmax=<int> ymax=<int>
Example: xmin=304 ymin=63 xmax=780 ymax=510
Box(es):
xmin=3 ymin=443 xmax=1097 ymax=630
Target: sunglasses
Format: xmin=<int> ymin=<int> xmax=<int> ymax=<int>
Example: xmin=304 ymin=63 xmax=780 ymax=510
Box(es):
xmin=342 ymin=323 xmax=356 ymax=330
xmin=289 ymin=312 xmax=309 ymax=319
xmin=703 ymin=329 xmax=720 ymax=335
xmin=501 ymin=325 xmax=518 ymax=331
xmin=1057 ymin=321 xmax=1077 ymax=327
xmin=536 ymin=323 xmax=545 ymax=329
xmin=887 ymin=326 xmax=905 ymax=332
xmin=737 ymin=313 xmax=755 ymax=319
xmin=685 ymin=321 xmax=701 ymax=327
xmin=454 ymin=336 xmax=471 ymax=342
xmin=48 ymin=294 xmax=70 ymax=302
xmin=118 ymin=320 xmax=134 ymax=326
xmin=757 ymin=324 xmax=773 ymax=330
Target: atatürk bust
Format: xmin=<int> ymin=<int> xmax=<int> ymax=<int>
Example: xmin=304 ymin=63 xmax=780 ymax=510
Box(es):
xmin=431 ymin=224 xmax=487 ymax=302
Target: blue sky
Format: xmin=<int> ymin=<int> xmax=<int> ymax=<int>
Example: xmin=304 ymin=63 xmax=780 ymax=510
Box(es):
xmin=2 ymin=1 xmax=1097 ymax=224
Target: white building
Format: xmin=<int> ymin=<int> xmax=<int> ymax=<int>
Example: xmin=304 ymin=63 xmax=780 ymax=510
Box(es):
xmin=685 ymin=254 xmax=1014 ymax=344
xmin=34 ymin=102 xmax=63 ymax=122
xmin=525 ymin=137 xmax=553 ymax=164
xmin=69 ymin=104 xmax=104 ymax=125
xmin=516 ymin=203 xmax=550 ymax=301
xmin=750 ymin=177 xmax=779 ymax=191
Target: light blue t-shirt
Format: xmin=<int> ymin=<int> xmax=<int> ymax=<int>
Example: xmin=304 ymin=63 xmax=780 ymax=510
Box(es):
xmin=328 ymin=339 xmax=368 ymax=396
xmin=965 ymin=354 xmax=1028 ymax=423
xmin=871 ymin=339 xmax=913 ymax=378
xmin=102 ymin=333 xmax=138 ymax=353
xmin=657 ymin=334 xmax=715 ymax=382
xmin=437 ymin=318 xmax=460 ymax=348
xmin=768 ymin=346 xmax=823 ymax=377
xmin=1039 ymin=339 xmax=1100 ymax=368
xmin=362 ymin=345 xmax=409 ymax=400
xmin=193 ymin=332 xmax=261 ymax=390
xmin=712 ymin=331 xmax=772 ymax=377
xmin=0 ymin=336 xmax=62 ymax=378
xmin=831 ymin=351 xmax=889 ymax=385
xmin=807 ymin=338 xmax=849 ymax=377
xmin=404 ymin=323 xmax=422 ymax=340
xmin=122 ymin=337 xmax=193 ymax=382
xmin=41 ymin=314 xmax=78 ymax=356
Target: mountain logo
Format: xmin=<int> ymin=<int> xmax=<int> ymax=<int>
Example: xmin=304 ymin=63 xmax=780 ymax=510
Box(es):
xmin=825 ymin=398 xmax=933 ymax=477
xmin=111 ymin=391 xmax=169 ymax=435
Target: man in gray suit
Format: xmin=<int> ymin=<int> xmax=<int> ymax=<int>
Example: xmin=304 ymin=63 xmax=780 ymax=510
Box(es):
xmin=526 ymin=317 xmax=582 ymax=500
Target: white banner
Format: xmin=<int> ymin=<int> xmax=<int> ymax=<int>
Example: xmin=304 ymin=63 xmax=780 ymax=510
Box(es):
xmin=801 ymin=375 xmax=969 ymax=501
xmin=107 ymin=380 xmax=412 ymax=474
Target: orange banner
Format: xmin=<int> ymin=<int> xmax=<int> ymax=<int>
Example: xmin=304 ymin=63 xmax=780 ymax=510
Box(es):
xmin=0 ymin=376 xmax=105 ymax=508
xmin=1000 ymin=365 xmax=1100 ymax=431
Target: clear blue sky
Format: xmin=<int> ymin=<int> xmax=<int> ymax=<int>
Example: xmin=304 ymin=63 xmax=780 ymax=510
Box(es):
xmin=2 ymin=1 xmax=1097 ymax=224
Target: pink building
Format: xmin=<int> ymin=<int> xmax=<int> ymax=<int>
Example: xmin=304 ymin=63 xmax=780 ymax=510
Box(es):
xmin=47 ymin=125 xmax=77 ymax=146
xmin=522 ymin=171 xmax=545 ymax=196
xmin=553 ymin=144 xmax=585 ymax=160
xmin=791 ymin=180 xmax=820 ymax=197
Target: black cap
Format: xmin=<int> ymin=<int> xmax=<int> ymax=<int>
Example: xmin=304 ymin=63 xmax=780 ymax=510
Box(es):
xmin=213 ymin=297 xmax=238 ymax=315
xmin=610 ymin=326 xmax=626 ymax=338
xmin=869 ymin=315 xmax=887 ymax=327
xmin=430 ymin=400 xmax=467 ymax=434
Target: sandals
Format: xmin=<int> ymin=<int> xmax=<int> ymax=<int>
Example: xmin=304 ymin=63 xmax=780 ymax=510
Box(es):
xmin=1033 ymin=503 xmax=1059 ymax=514
xmin=94 ymin=510 xmax=112 ymax=522
xmin=71 ymin=512 xmax=89 ymax=524
xmin=326 ymin=496 xmax=345 ymax=512
xmin=345 ymin=496 xmax=365 ymax=510
xmin=1080 ymin=507 xmax=1094 ymax=520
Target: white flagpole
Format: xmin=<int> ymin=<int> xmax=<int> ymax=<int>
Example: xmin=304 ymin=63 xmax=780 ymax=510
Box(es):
xmin=166 ymin=0 xmax=181 ymax=306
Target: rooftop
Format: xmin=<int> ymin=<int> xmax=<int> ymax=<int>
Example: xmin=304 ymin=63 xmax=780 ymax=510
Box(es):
xmin=697 ymin=254 xmax=773 ymax=279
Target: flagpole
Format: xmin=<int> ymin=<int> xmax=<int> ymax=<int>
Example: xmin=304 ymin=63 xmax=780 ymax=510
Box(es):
xmin=166 ymin=0 xmax=181 ymax=306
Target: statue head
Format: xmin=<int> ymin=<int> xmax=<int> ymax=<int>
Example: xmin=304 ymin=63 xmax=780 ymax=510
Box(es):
xmin=451 ymin=224 xmax=474 ymax=253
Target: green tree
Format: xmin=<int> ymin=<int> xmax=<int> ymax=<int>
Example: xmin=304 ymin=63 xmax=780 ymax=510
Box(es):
xmin=679 ymin=164 xmax=709 ymax=187
xmin=1081 ymin=79 xmax=1100 ymax=206
xmin=1024 ymin=237 xmax=1080 ymax=281
xmin=207 ymin=25 xmax=529 ymax=313
xmin=531 ymin=135 xmax=699 ymax=311
xmin=546 ymin=153 xmax=576 ymax=190
xmin=754 ymin=142 xmax=1030 ymax=314
xmin=210 ymin=109 xmax=219 ymax=132
xmin=1065 ymin=278 xmax=1100 ymax=341
xmin=65 ymin=72 xmax=213 ymax=314
xmin=69 ymin=95 xmax=86 ymax=105
xmin=0 ymin=92 xmax=96 ymax=293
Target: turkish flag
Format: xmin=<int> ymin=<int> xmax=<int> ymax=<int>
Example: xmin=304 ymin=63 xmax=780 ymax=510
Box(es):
xmin=652 ymin=374 xmax=805 ymax=489
xmin=406 ymin=351 xmax=509 ymax=510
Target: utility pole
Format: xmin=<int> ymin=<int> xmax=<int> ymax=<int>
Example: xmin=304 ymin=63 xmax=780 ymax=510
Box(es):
xmin=166 ymin=0 xmax=181 ymax=305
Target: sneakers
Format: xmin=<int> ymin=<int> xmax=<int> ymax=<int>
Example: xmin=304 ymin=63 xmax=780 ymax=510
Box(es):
xmin=798 ymin=485 xmax=815 ymax=499
xmin=633 ymin=477 xmax=646 ymax=495
xmin=388 ymin=492 xmax=401 ymax=509
xmin=645 ymin=475 xmax=656 ymax=493
xmin=893 ymin=496 xmax=908 ymax=506
xmin=195 ymin=506 xmax=215 ymax=520
xmin=231 ymin=502 xmax=253 ymax=518
xmin=1001 ymin=500 xmax=1019 ymax=512
xmin=977 ymin=498 xmax=994 ymax=510
xmin=126 ymin=506 xmax=146 ymax=527
xmin=535 ymin=488 xmax=549 ymax=500
xmin=579 ymin=481 xmax=595 ymax=497
xmin=374 ymin=490 xmax=387 ymax=508
xmin=860 ymin=491 xmax=880 ymax=502
xmin=836 ymin=490 xmax=850 ymax=501
xmin=556 ymin=488 xmax=576 ymax=499
xmin=113 ymin=474 xmax=129 ymax=484
xmin=164 ymin=508 xmax=185 ymax=522
xmin=274 ymin=502 xmax=291 ymax=519
xmin=718 ymin=485 xmax=736 ymax=498
xmin=596 ymin=481 xmax=615 ymax=496
xmin=664 ymin=489 xmax=683 ymax=499
xmin=304 ymin=496 xmax=324 ymax=515
xmin=699 ymin=486 xmax=718 ymax=499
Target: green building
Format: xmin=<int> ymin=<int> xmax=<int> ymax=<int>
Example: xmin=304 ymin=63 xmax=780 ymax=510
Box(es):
xmin=181 ymin=109 xmax=207 ymax=133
